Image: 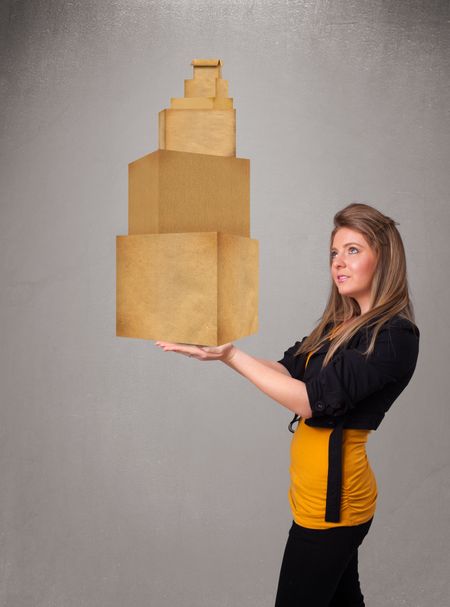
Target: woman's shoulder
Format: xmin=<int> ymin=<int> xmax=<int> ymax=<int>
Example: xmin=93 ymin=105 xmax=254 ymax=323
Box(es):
xmin=321 ymin=313 xmax=419 ymax=344
xmin=352 ymin=314 xmax=420 ymax=347
xmin=382 ymin=314 xmax=420 ymax=337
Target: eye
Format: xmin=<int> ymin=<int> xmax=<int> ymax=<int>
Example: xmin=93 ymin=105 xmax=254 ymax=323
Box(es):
xmin=330 ymin=246 xmax=359 ymax=258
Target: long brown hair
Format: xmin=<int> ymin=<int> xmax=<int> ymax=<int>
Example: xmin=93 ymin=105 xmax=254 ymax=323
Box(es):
xmin=295 ymin=202 xmax=417 ymax=367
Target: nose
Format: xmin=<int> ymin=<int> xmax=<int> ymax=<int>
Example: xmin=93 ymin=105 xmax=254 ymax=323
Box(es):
xmin=332 ymin=253 xmax=346 ymax=269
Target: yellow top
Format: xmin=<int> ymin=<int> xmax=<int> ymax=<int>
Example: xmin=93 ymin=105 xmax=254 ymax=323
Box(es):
xmin=288 ymin=325 xmax=378 ymax=529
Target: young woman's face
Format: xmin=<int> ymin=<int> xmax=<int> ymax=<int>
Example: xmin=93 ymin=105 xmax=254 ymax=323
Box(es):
xmin=330 ymin=227 xmax=378 ymax=313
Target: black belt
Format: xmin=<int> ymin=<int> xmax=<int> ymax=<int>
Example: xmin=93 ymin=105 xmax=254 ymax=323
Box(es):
xmin=325 ymin=418 xmax=346 ymax=522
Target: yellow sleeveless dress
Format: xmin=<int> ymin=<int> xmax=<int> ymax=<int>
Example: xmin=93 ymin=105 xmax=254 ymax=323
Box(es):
xmin=288 ymin=326 xmax=378 ymax=529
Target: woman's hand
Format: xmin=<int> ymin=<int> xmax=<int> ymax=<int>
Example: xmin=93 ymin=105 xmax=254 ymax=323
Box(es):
xmin=154 ymin=340 xmax=237 ymax=363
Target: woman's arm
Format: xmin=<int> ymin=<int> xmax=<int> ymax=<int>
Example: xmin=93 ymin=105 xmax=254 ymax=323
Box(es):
xmin=223 ymin=347 xmax=313 ymax=418
xmin=154 ymin=340 xmax=310 ymax=416
xmin=253 ymin=358 xmax=292 ymax=376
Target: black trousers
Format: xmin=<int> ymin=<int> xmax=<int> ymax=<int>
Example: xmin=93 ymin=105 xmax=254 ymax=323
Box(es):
xmin=274 ymin=517 xmax=373 ymax=607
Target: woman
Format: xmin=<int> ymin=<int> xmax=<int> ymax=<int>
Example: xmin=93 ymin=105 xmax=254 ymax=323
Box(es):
xmin=154 ymin=202 xmax=420 ymax=606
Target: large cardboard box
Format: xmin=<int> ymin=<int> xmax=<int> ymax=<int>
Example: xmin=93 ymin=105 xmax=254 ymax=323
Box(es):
xmin=116 ymin=232 xmax=258 ymax=345
xmin=128 ymin=150 xmax=249 ymax=237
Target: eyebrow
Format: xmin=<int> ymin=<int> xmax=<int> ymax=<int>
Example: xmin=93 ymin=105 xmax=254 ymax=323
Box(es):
xmin=330 ymin=242 xmax=364 ymax=251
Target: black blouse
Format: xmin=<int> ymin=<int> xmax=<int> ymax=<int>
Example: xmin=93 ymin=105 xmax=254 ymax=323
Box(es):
xmin=278 ymin=315 xmax=420 ymax=420
xmin=277 ymin=314 xmax=420 ymax=522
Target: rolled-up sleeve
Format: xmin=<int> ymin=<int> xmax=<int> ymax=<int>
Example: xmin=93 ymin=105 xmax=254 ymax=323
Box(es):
xmin=305 ymin=321 xmax=420 ymax=417
xmin=277 ymin=337 xmax=307 ymax=378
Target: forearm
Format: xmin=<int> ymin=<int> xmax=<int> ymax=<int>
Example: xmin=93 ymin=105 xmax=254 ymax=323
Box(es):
xmin=223 ymin=347 xmax=312 ymax=418
xmin=253 ymin=357 xmax=289 ymax=374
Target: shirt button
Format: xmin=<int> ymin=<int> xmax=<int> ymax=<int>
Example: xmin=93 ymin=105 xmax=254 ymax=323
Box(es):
xmin=316 ymin=401 xmax=325 ymax=411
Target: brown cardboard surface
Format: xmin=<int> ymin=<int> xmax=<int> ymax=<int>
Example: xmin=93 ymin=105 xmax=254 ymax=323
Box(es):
xmin=117 ymin=59 xmax=259 ymax=344
xmin=183 ymin=77 xmax=229 ymax=98
xmin=191 ymin=59 xmax=222 ymax=67
xmin=128 ymin=150 xmax=249 ymax=237
xmin=158 ymin=108 xmax=236 ymax=157
xmin=116 ymin=232 xmax=258 ymax=345
xmin=170 ymin=97 xmax=233 ymax=110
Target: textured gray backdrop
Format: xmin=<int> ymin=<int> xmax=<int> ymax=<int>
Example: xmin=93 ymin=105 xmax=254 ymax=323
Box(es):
xmin=1 ymin=1 xmax=449 ymax=606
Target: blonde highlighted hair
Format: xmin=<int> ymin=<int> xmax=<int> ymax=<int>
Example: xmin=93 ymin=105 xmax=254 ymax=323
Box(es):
xmin=295 ymin=202 xmax=417 ymax=367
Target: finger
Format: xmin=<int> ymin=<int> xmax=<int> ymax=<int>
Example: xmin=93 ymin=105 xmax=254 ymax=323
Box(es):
xmin=155 ymin=342 xmax=220 ymax=360
xmin=155 ymin=342 xmax=198 ymax=357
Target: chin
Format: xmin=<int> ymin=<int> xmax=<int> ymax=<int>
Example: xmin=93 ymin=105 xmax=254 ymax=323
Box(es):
xmin=338 ymin=286 xmax=355 ymax=297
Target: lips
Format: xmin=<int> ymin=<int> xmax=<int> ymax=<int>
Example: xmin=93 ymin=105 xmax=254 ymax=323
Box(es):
xmin=337 ymin=275 xmax=350 ymax=282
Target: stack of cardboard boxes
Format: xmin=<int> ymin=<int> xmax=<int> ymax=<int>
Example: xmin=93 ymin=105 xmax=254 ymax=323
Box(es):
xmin=116 ymin=59 xmax=259 ymax=345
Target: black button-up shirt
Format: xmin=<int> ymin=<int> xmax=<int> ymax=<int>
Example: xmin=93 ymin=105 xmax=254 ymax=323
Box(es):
xmin=278 ymin=314 xmax=420 ymax=522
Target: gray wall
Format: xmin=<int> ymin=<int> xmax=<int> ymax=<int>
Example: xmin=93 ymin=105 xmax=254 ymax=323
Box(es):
xmin=1 ymin=1 xmax=448 ymax=605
